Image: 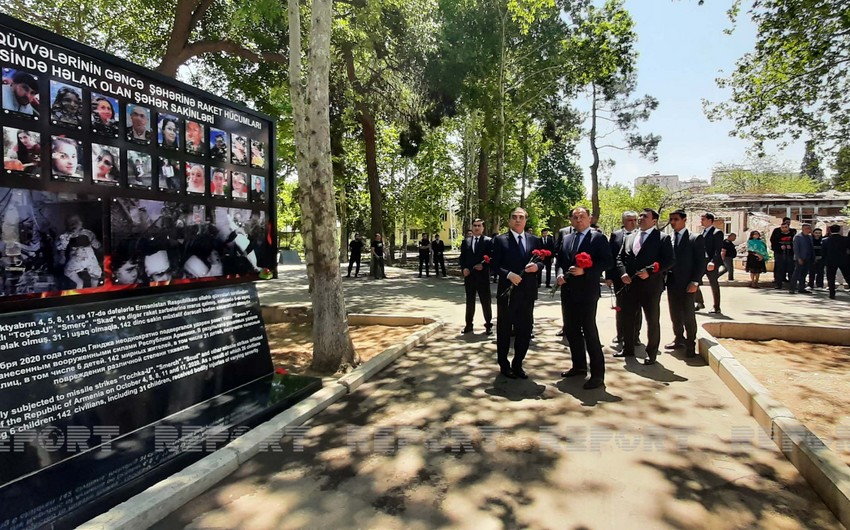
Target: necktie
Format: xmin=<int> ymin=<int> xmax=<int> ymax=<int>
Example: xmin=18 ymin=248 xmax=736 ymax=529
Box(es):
xmin=571 ymin=232 xmax=582 ymax=255
xmin=473 ymin=237 xmax=478 ymax=253
xmin=635 ymin=231 xmax=647 ymax=254
xmin=518 ymin=236 xmax=526 ymax=258
xmin=675 ymin=231 xmax=681 ymax=248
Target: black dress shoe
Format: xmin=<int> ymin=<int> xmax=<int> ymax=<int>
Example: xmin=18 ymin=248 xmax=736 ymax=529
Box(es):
xmin=561 ymin=368 xmax=588 ymax=378
xmin=500 ymin=369 xmax=517 ymax=379
xmin=613 ymin=351 xmax=634 ymax=358
xmin=643 ymin=355 xmax=657 ymax=365
xmin=556 ymin=329 xmax=565 ymax=337
xmin=695 ymin=303 xmax=705 ymax=311
xmin=583 ymin=378 xmax=604 ymax=389
xmin=708 ymin=308 xmax=722 ymax=314
xmin=461 ymin=326 xmax=472 ymax=334
xmin=664 ymin=341 xmax=684 ymax=350
xmin=512 ymin=368 xmax=528 ymax=379
xmin=485 ymin=325 xmax=493 ymax=335
xmin=685 ymin=351 xmax=697 ymax=358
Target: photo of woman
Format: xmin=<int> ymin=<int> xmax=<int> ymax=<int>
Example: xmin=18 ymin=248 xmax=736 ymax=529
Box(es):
xmin=3 ymin=127 xmax=41 ymax=177
xmin=209 ymin=128 xmax=228 ymax=161
xmin=49 ymin=81 xmax=83 ymax=128
xmin=186 ymin=162 xmax=205 ymax=194
xmin=231 ymin=135 xmax=248 ymax=165
xmin=185 ymin=120 xmax=204 ymax=156
xmin=51 ymin=136 xmax=83 ymax=181
xmin=231 ymin=171 xmax=248 ymax=200
xmin=128 ymin=150 xmax=152 ymax=188
xmin=159 ymin=157 xmax=182 ymax=192
xmin=92 ymin=144 xmax=120 ymax=185
xmin=158 ymin=114 xmax=180 ymax=150
xmin=250 ymin=139 xmax=265 ymax=168
xmin=91 ymin=94 xmax=119 ymax=137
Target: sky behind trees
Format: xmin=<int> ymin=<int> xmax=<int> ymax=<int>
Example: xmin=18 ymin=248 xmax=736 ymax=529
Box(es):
xmin=578 ymin=0 xmax=806 ymax=188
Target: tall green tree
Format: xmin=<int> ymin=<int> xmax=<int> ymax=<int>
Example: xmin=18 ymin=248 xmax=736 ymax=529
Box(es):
xmin=706 ymin=0 xmax=850 ymax=156
xmin=800 ymin=139 xmax=825 ymax=188
xmin=831 ymin=144 xmax=850 ymax=192
xmin=529 ymin=143 xmax=585 ymax=230
xmin=710 ymin=156 xmax=820 ymax=195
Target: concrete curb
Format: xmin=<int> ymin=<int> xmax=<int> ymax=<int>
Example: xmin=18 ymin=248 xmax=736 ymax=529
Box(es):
xmin=79 ymin=315 xmax=444 ymax=530
xmin=698 ymin=324 xmax=850 ymax=529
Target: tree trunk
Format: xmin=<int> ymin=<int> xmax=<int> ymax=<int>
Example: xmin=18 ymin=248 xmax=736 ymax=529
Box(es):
xmin=492 ymin=7 xmax=507 ymax=234
xmin=290 ymin=0 xmax=358 ymax=373
xmin=589 ymin=82 xmax=601 ymax=223
xmin=343 ymin=46 xmax=384 ymax=243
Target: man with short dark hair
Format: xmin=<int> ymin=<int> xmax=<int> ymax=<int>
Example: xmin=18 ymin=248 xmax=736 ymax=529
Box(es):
xmin=722 ymin=233 xmax=737 ymax=281
xmin=539 ymin=228 xmax=555 ymax=288
xmin=770 ymin=217 xmax=796 ymax=288
xmin=418 ymin=234 xmax=431 ymax=277
xmin=346 ymin=233 xmax=364 ymax=277
xmin=492 ymin=207 xmax=541 ymax=378
xmin=695 ymin=212 xmax=724 ymax=313
xmin=615 ymin=208 xmax=674 ymax=365
xmin=822 ymin=225 xmax=849 ymax=299
xmin=2 ymin=71 xmax=39 ymax=115
xmin=665 ymin=210 xmax=704 ymax=358
xmin=556 ymin=207 xmax=613 ymax=389
xmin=432 ymin=233 xmax=446 ymax=277
xmin=460 ymin=219 xmax=493 ymax=334
xmin=809 ymin=227 xmax=825 ymax=289
xmin=790 ymin=223 xmax=814 ymax=294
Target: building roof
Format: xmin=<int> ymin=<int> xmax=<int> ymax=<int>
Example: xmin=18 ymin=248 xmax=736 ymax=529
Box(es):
xmin=698 ymin=191 xmax=850 ymax=205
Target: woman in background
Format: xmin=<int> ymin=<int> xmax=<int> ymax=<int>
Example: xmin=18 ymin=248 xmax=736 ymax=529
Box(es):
xmin=745 ymin=230 xmax=769 ymax=288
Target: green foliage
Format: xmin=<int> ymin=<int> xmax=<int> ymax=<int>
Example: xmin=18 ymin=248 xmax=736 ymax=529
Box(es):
xmin=710 ymin=156 xmax=820 ymax=195
xmin=578 ymin=183 xmax=666 ymax=233
xmin=831 ymin=145 xmax=850 ymax=192
xmin=276 ymin=179 xmax=301 ymax=233
xmin=800 ymin=140 xmax=825 ymax=188
xmin=706 ymin=0 xmax=850 ymax=155
xmin=528 ymin=143 xmax=585 ymax=229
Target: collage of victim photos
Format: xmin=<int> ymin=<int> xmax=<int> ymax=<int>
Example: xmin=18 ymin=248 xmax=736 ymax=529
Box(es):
xmin=0 ymin=67 xmax=273 ymax=300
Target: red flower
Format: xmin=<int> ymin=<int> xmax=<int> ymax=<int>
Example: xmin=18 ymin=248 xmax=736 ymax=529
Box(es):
xmin=275 ymin=367 xmax=289 ymax=375
xmin=651 ymin=262 xmax=660 ymax=273
xmin=614 ymin=306 xmax=621 ymax=312
xmin=483 ymin=255 xmax=491 ymax=264
xmin=575 ymin=252 xmax=593 ymax=269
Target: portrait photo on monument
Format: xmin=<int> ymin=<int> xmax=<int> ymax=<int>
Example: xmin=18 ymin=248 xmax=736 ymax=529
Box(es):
xmin=51 ymin=136 xmax=83 ymax=182
xmin=128 ymin=150 xmax=153 ymax=188
xmin=251 ymin=175 xmax=265 ymax=203
xmin=185 ymin=119 xmax=205 ymax=156
xmin=209 ymin=128 xmax=228 ymax=161
xmin=210 ymin=167 xmax=228 ymax=197
xmin=158 ymin=114 xmax=181 ymax=151
xmin=2 ymin=68 xmax=40 ymax=118
xmin=250 ymin=139 xmax=265 ymax=168
xmin=91 ymin=143 xmax=120 ymax=185
xmin=185 ymin=162 xmax=205 ymax=194
xmin=3 ymin=127 xmax=42 ymax=177
xmin=159 ymin=156 xmax=182 ymax=192
xmin=0 ymin=187 xmax=104 ymax=296
xmin=231 ymin=171 xmax=248 ymax=200
xmin=49 ymin=81 xmax=83 ymax=129
xmin=231 ymin=134 xmax=248 ymax=166
xmin=126 ymin=103 xmax=152 ymax=144
xmin=90 ymin=93 xmax=120 ymax=138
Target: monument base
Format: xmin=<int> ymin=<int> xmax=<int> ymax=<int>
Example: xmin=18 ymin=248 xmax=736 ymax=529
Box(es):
xmin=0 ymin=373 xmax=321 ymax=529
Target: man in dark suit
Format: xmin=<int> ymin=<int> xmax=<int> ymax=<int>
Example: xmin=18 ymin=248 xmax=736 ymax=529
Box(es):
xmin=665 ymin=210 xmax=705 ymax=358
xmin=695 ymin=212 xmax=724 ymax=314
xmin=432 ymin=233 xmax=447 ymax=277
xmin=539 ymin=228 xmax=556 ymax=287
xmin=418 ymin=234 xmax=431 ymax=277
xmin=556 ymin=207 xmax=613 ymax=389
xmin=460 ymin=219 xmax=493 ymax=334
xmin=822 ymin=224 xmax=850 ymax=299
xmin=493 ymin=207 xmax=541 ymax=379
xmin=615 ymin=208 xmax=675 ymax=365
xmin=605 ymin=211 xmax=642 ymax=348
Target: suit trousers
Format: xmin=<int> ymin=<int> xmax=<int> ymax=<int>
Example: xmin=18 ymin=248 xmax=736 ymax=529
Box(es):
xmin=620 ymin=280 xmax=662 ymax=356
xmin=562 ymin=290 xmax=604 ymax=378
xmin=808 ymin=260 xmax=824 ymax=288
xmin=790 ymin=259 xmax=810 ymax=292
xmin=464 ymin=273 xmax=492 ymax=327
xmin=418 ymin=253 xmax=430 ymax=276
xmin=538 ymin=259 xmax=553 ymax=286
xmin=613 ymin=278 xmax=641 ymax=342
xmin=433 ymin=254 xmax=446 ymax=276
xmin=667 ymin=289 xmax=697 ymax=354
xmin=696 ymin=265 xmax=721 ymax=310
xmin=827 ymin=264 xmax=850 ymax=297
xmin=347 ymin=254 xmax=361 ymax=276
xmin=774 ymin=253 xmax=795 ymax=287
xmin=496 ymin=291 xmax=534 ymax=372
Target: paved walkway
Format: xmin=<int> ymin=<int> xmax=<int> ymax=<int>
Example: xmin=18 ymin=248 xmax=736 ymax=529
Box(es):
xmin=154 ymin=265 xmax=848 ymax=529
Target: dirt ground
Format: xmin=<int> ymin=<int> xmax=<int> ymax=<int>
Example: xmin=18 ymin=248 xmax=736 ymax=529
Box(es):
xmin=266 ymin=323 xmax=425 ymax=377
xmin=719 ymin=338 xmax=850 ymax=466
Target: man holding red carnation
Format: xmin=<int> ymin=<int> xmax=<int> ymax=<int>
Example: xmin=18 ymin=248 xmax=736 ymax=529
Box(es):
xmin=460 ymin=218 xmax=493 ymax=335
xmin=556 ymin=207 xmax=614 ymax=389
xmin=492 ymin=207 xmax=542 ymax=379
xmin=615 ymin=208 xmax=675 ymax=365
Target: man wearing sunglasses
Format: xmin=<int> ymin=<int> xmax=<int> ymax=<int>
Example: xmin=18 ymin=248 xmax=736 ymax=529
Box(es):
xmin=492 ymin=207 xmax=541 ymax=379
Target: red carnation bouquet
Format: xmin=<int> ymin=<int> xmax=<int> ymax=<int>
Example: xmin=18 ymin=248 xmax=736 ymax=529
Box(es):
xmin=501 ymin=249 xmax=551 ymax=300
xmin=615 ymin=261 xmax=661 ymax=296
xmin=551 ymin=252 xmax=593 ymax=297
xmin=479 ymin=255 xmax=491 ymax=267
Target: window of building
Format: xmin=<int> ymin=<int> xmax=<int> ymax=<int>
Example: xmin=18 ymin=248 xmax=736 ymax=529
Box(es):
xmin=440 ymin=212 xmax=448 ymax=222
xmin=410 ymin=230 xmax=418 ymax=240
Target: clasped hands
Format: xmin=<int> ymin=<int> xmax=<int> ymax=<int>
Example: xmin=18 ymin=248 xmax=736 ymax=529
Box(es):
xmin=621 ymin=269 xmax=649 ymax=284
xmin=506 ymin=263 xmax=539 ymax=285
xmin=556 ymin=266 xmax=585 ymax=286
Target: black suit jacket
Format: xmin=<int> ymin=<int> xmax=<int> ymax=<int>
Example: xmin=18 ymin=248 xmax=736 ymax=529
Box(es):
xmin=666 ymin=230 xmax=705 ymax=291
xmin=493 ymin=232 xmax=542 ymax=300
xmin=605 ymin=228 xmax=633 ymax=280
xmin=702 ymin=226 xmax=723 ymax=266
xmin=459 ymin=235 xmax=493 ymax=271
xmin=616 ymin=229 xmax=675 ymax=289
xmin=540 ymin=234 xmax=556 ymax=262
xmin=556 ymin=229 xmax=613 ymax=301
xmin=822 ymin=234 xmax=850 ymax=267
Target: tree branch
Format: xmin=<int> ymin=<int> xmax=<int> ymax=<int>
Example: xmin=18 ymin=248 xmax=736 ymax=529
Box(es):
xmin=180 ymin=40 xmax=288 ymax=65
